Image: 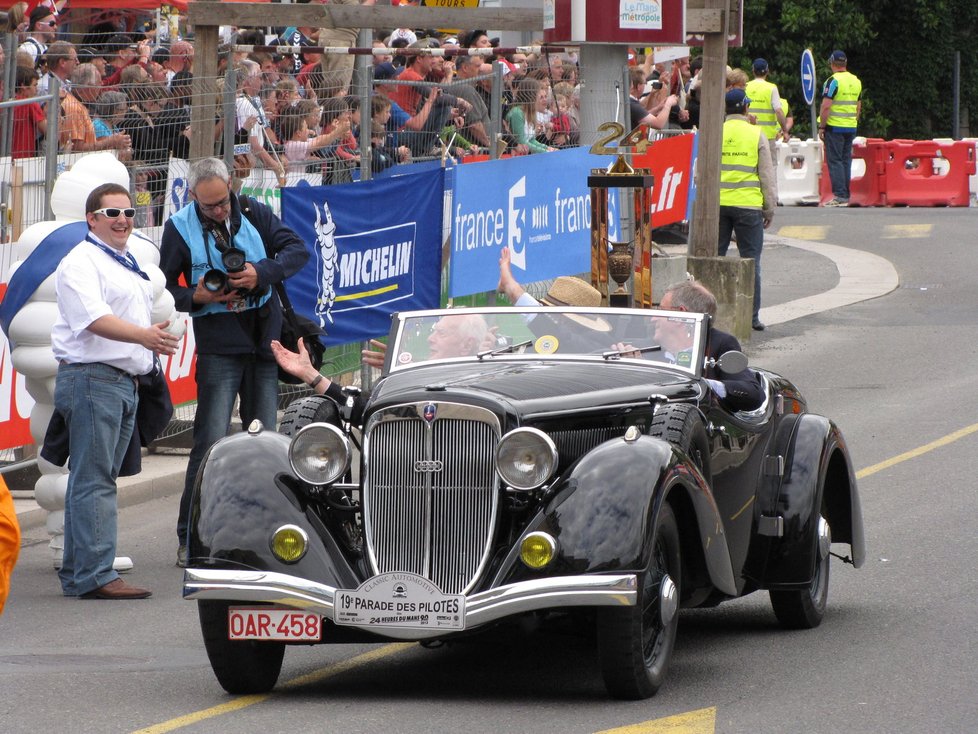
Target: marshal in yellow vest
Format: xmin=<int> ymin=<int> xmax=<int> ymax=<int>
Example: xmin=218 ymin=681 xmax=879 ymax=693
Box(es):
xmin=720 ymin=118 xmax=763 ymax=208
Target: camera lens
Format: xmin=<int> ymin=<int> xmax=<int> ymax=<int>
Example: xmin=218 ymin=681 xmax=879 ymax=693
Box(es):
xmin=221 ymin=247 xmax=246 ymax=272
xmin=202 ymin=269 xmax=228 ymax=293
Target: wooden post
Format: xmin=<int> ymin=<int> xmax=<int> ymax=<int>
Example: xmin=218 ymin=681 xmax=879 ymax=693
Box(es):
xmin=189 ymin=24 xmax=220 ymax=164
xmin=688 ymin=2 xmax=728 ymax=258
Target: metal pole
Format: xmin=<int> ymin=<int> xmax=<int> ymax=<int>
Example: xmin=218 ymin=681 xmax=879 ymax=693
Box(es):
xmin=222 ymin=73 xmax=236 ymax=172
xmin=952 ymin=51 xmax=960 ymax=140
xmin=490 ymin=62 xmax=503 ymax=160
xmin=358 ymin=30 xmax=373 ymax=182
xmin=44 ymin=77 xmax=60 ymax=220
xmin=1 ymin=33 xmax=16 ymax=161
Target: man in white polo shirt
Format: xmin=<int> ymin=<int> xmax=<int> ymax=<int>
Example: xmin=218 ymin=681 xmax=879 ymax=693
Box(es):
xmin=52 ymin=183 xmax=179 ymax=600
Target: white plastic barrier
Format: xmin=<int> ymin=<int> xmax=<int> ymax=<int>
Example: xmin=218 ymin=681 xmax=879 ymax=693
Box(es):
xmin=775 ymin=137 xmax=823 ymax=206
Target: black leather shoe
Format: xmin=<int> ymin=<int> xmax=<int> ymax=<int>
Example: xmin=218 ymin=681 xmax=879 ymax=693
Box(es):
xmin=80 ymin=579 xmax=152 ymax=599
xmin=752 ymin=320 xmax=766 ymax=331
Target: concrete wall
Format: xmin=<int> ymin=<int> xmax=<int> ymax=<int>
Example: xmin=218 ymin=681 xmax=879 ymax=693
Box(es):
xmin=650 ymin=254 xmax=755 ymax=344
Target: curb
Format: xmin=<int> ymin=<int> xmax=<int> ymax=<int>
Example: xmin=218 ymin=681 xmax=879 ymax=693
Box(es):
xmin=14 ymin=453 xmax=187 ymax=531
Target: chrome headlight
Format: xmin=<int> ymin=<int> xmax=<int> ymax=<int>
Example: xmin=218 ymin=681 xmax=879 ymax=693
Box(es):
xmin=289 ymin=423 xmax=350 ymax=485
xmin=495 ymin=427 xmax=557 ymax=491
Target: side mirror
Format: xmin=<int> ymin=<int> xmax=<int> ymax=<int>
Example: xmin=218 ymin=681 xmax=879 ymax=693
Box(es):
xmin=716 ymin=350 xmax=749 ymax=374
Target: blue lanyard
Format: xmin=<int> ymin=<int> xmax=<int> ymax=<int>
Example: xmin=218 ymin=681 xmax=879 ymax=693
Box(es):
xmin=86 ymin=235 xmax=150 ymax=281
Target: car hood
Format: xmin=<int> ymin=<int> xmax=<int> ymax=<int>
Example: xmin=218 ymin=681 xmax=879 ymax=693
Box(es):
xmin=370 ymin=360 xmax=699 ymax=418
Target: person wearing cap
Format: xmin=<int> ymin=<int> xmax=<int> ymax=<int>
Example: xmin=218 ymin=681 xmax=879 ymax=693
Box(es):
xmin=819 ymin=50 xmax=862 ymax=206
xmin=745 ymin=58 xmax=791 ymax=162
xmin=718 ymin=88 xmax=776 ymax=332
xmin=19 ymin=6 xmax=57 ymax=65
xmin=317 ymin=0 xmax=377 ymax=98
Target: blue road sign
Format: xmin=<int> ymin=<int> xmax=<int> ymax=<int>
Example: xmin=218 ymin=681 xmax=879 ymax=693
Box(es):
xmin=801 ymin=48 xmax=817 ymax=106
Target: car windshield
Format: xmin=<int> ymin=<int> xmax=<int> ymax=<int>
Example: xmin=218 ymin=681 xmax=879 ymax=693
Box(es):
xmin=388 ymin=307 xmax=709 ymax=375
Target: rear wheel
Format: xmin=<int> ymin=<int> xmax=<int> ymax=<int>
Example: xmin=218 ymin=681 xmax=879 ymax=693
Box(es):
xmin=279 ymin=395 xmax=341 ymax=438
xmin=597 ymin=503 xmax=682 ymax=699
xmin=770 ymin=515 xmax=831 ymax=629
xmin=198 ymin=600 xmax=285 ymax=694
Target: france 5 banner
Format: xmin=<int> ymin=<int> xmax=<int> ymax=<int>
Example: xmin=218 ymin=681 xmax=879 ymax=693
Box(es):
xmin=450 ymin=146 xmax=619 ymax=298
xmin=281 ymin=168 xmax=445 ymax=347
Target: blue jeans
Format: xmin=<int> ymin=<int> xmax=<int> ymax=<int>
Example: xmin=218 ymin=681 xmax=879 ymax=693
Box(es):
xmin=825 ymin=129 xmax=856 ymax=200
xmin=177 ymin=354 xmax=279 ymax=545
xmin=718 ymin=206 xmax=764 ymax=321
xmin=54 ymin=362 xmax=137 ymax=596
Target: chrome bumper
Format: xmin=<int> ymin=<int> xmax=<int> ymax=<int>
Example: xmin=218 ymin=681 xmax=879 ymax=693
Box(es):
xmin=184 ymin=569 xmax=637 ymax=640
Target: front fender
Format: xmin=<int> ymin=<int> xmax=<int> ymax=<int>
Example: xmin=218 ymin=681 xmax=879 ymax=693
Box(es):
xmin=760 ymin=414 xmax=865 ymax=588
xmin=493 ymin=434 xmax=737 ymax=596
xmin=188 ymin=428 xmax=361 ymax=591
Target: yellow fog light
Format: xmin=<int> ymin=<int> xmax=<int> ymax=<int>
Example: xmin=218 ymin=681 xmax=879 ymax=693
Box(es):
xmin=520 ymin=532 xmax=557 ymax=570
xmin=271 ymin=524 xmax=309 ymax=564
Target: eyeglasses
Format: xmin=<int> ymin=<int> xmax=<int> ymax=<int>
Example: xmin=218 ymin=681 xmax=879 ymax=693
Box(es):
xmin=195 ymin=195 xmax=231 ymax=212
xmin=38 ymin=20 xmax=57 ymax=27
xmin=93 ymin=207 xmax=136 ymax=219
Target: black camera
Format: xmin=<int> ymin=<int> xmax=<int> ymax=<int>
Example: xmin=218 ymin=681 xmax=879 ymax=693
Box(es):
xmin=202 ymin=224 xmax=267 ymax=298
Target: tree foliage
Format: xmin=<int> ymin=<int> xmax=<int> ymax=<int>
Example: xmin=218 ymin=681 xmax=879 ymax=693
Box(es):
xmin=729 ymin=0 xmax=976 ymax=139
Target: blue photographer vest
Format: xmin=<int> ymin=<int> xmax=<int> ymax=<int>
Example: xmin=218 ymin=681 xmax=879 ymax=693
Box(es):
xmin=170 ymin=202 xmax=271 ymax=317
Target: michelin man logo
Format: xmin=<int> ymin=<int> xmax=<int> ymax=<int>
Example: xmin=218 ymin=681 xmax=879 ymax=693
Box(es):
xmin=314 ymin=200 xmax=338 ymax=327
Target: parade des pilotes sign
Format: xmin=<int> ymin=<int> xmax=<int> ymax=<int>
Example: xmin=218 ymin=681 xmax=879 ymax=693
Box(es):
xmin=544 ymin=0 xmax=685 ymax=45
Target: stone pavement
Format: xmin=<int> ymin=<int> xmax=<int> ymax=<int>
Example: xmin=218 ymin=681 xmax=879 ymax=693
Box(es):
xmin=10 ymin=234 xmax=898 ymax=530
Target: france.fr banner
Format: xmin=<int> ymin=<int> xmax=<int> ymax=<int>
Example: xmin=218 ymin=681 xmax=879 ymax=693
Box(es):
xmin=281 ymin=168 xmax=445 ymax=347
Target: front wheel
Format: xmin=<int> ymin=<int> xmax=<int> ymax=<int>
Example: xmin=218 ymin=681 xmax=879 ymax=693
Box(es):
xmin=198 ymin=601 xmax=286 ymax=694
xmin=770 ymin=515 xmax=831 ymax=629
xmin=597 ymin=503 xmax=682 ymax=699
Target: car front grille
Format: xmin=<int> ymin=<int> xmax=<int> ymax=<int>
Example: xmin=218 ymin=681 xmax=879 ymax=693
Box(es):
xmin=362 ymin=402 xmax=501 ymax=595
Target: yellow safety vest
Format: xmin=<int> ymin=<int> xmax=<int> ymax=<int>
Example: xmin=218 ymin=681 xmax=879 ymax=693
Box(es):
xmin=825 ymin=71 xmax=861 ymax=130
xmin=745 ymin=78 xmax=779 ymax=140
xmin=720 ymin=118 xmax=763 ymax=208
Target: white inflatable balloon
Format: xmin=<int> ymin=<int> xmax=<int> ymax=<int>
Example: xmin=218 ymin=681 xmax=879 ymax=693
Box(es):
xmin=7 ymin=152 xmax=186 ymax=567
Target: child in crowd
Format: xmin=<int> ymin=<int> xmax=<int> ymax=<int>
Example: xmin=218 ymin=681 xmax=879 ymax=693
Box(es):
xmin=370 ymin=121 xmax=398 ymax=174
xmin=280 ymin=106 xmax=345 ymax=175
xmin=12 ymin=66 xmax=46 ymax=159
xmin=371 ymin=93 xmax=411 ymax=165
xmin=321 ymin=96 xmax=359 ymax=182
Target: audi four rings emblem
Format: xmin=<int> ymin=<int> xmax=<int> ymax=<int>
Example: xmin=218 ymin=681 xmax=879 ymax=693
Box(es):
xmin=414 ymin=460 xmax=444 ymax=473
xmin=423 ymin=402 xmax=437 ymax=422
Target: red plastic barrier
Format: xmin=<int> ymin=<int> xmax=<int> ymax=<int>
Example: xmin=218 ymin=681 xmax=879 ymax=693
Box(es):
xmin=882 ymin=139 xmax=975 ymax=207
xmin=819 ymin=138 xmax=888 ymax=207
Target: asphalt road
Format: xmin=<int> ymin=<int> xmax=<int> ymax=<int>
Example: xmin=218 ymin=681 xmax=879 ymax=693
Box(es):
xmin=2 ymin=205 xmax=977 ymax=734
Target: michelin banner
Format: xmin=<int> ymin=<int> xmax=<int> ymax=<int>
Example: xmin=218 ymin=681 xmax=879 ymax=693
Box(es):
xmin=281 ymin=168 xmax=445 ymax=347
xmin=450 ymin=146 xmax=618 ymax=297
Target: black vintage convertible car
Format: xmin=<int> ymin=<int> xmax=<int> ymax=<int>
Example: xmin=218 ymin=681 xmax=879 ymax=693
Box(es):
xmin=183 ymin=306 xmax=865 ymax=699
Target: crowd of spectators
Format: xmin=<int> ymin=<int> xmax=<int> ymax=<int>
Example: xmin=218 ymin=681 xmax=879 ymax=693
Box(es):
xmin=2 ymin=3 xmax=705 ymax=216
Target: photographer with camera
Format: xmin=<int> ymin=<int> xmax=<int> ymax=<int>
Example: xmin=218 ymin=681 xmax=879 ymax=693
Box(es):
xmin=628 ymin=67 xmax=678 ymax=132
xmin=160 ymin=158 xmax=309 ymax=567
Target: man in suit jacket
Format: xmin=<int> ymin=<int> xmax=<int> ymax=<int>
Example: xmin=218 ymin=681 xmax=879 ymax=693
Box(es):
xmin=660 ymin=280 xmax=764 ymax=411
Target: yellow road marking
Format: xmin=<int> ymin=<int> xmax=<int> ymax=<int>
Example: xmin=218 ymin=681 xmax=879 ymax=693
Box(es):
xmin=776 ymin=225 xmax=828 ymax=241
xmin=881 ymin=224 xmax=933 ymax=239
xmin=131 ymin=643 xmax=413 ymax=734
xmin=595 ymin=706 xmax=717 ymax=733
xmin=856 ymin=422 xmax=978 ymax=479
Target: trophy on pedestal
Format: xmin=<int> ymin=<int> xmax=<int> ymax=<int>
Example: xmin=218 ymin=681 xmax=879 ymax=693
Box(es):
xmin=587 ymin=133 xmax=655 ymax=308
